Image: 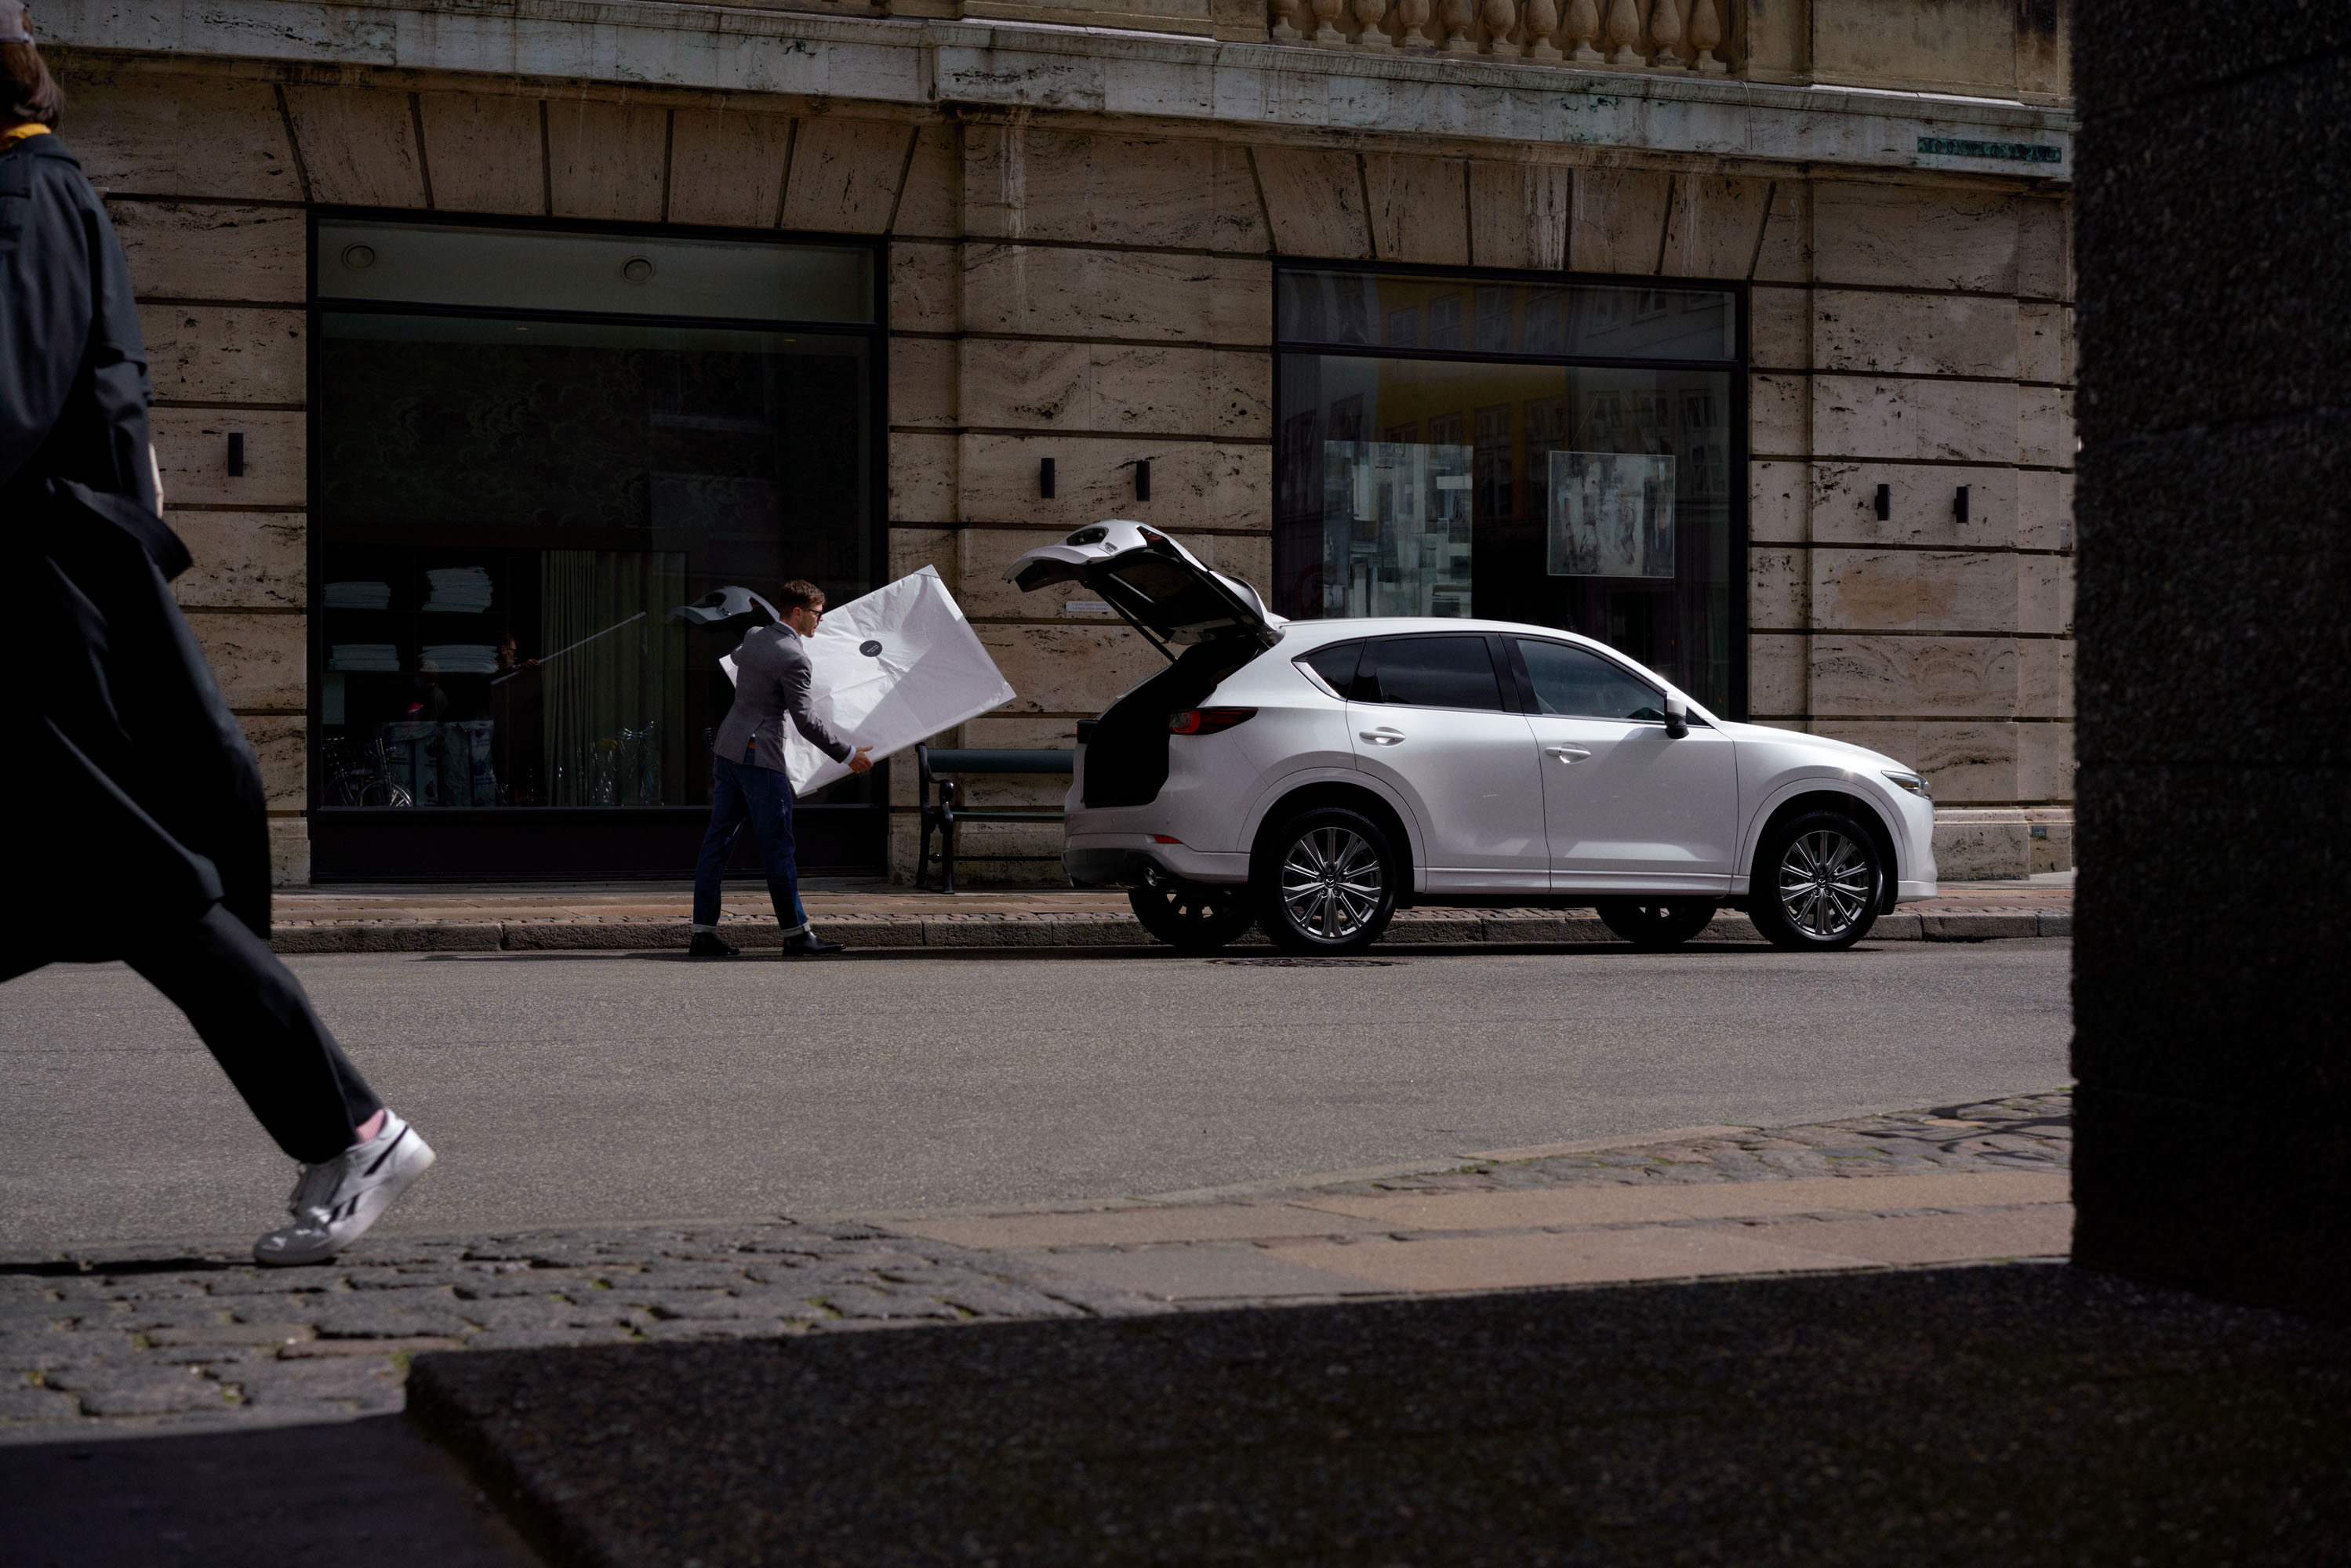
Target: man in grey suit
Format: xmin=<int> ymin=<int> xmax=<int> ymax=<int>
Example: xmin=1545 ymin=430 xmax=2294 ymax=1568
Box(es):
xmin=691 ymin=579 xmax=873 ymax=957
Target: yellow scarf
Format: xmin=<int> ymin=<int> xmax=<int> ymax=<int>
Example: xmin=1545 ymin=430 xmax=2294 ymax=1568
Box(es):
xmin=1 ymin=122 xmax=51 ymax=147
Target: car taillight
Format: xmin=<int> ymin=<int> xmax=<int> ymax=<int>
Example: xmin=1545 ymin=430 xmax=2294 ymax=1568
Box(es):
xmin=1168 ymin=707 xmax=1256 ymax=735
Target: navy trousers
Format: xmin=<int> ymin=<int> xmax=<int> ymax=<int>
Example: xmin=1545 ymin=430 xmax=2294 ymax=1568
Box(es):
xmin=692 ymin=748 xmax=808 ymax=932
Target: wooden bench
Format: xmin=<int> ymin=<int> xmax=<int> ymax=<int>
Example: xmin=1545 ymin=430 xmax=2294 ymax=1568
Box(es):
xmin=914 ymin=746 xmax=1075 ymax=894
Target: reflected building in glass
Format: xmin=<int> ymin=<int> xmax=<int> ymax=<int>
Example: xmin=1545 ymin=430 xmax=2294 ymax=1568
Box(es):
xmin=1275 ymin=270 xmax=1737 ymax=713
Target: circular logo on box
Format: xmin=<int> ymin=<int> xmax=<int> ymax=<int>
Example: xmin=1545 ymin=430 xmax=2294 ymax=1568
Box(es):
xmin=859 ymin=639 xmax=884 ymax=657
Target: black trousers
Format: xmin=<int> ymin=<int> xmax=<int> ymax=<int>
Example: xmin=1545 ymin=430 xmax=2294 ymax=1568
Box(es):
xmin=124 ymin=905 xmax=383 ymax=1165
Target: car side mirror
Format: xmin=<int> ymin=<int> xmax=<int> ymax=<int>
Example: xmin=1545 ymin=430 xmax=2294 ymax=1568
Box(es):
xmin=1663 ymin=693 xmax=1689 ymax=739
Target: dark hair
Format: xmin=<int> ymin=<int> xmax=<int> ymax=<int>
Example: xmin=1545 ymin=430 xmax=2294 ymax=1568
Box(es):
xmin=2 ymin=25 xmax=67 ymax=129
xmin=774 ymin=579 xmax=827 ymax=615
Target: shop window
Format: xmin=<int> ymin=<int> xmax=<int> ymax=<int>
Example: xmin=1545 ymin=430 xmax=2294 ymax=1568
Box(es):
xmin=1273 ymin=269 xmax=1739 ymax=714
xmin=311 ymin=219 xmax=881 ymax=873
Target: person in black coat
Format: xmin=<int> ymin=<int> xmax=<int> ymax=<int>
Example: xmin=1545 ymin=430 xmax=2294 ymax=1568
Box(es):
xmin=0 ymin=9 xmax=434 ymax=1265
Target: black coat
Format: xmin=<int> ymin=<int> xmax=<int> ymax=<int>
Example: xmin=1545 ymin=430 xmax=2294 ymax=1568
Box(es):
xmin=0 ymin=132 xmax=271 ymax=978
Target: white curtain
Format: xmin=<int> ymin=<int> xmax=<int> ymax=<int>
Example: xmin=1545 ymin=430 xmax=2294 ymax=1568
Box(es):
xmin=541 ymin=550 xmax=686 ymax=806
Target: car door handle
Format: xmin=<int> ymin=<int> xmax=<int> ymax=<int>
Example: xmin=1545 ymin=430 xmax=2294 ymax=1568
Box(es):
xmin=1359 ymin=728 xmax=1406 ymax=746
xmin=1544 ymin=744 xmax=1593 ymax=762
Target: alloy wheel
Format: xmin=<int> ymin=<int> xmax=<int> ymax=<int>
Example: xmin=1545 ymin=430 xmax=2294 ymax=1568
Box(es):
xmin=1278 ymin=826 xmax=1386 ymax=942
xmin=1777 ymin=829 xmax=1874 ymax=940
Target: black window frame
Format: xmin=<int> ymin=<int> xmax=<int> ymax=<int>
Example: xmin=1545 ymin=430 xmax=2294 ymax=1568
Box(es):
xmin=1272 ymin=259 xmax=1750 ymax=721
xmin=301 ymin=209 xmax=892 ymax=882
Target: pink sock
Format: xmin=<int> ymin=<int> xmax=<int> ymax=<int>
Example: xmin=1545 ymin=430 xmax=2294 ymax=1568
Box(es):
xmin=354 ymin=1109 xmax=387 ymax=1145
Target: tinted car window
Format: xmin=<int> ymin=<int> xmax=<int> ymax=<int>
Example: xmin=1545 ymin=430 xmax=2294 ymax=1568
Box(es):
xmin=1367 ymin=637 xmax=1506 ymax=712
xmin=1514 ymin=638 xmax=1667 ymax=721
xmin=1297 ymin=641 xmax=1362 ymax=699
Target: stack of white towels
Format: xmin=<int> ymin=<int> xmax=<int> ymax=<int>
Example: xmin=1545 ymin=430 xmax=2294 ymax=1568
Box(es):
xmin=420 ymin=644 xmax=500 ymax=674
xmin=421 ymin=566 xmax=494 ymax=615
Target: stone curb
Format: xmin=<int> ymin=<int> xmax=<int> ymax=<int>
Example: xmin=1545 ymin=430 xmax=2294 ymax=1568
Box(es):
xmin=267 ymin=908 xmax=2068 ymax=955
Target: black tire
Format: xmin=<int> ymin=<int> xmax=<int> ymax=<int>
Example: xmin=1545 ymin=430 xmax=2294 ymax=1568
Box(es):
xmin=1594 ymin=898 xmax=1720 ymax=950
xmin=1749 ymin=808 xmax=1884 ymax=951
xmin=1128 ymin=879 xmax=1255 ymax=953
xmin=1252 ymin=806 xmax=1399 ymax=955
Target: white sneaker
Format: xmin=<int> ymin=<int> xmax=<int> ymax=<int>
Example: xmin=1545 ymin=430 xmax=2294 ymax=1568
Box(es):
xmin=253 ymin=1111 xmax=436 ymax=1267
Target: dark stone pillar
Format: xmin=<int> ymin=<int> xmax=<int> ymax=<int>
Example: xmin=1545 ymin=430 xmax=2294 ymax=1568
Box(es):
xmin=2071 ymin=5 xmax=2351 ymax=1316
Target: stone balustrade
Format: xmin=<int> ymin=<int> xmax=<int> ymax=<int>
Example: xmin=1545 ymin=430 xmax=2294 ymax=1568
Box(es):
xmin=1269 ymin=0 xmax=1735 ymax=71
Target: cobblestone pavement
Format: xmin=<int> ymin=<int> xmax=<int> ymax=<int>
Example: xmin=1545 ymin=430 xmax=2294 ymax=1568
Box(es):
xmin=0 ymin=1223 xmax=1168 ymax=1444
xmin=0 ymin=1091 xmax=2068 ymax=1443
xmin=1314 ymin=1088 xmax=2073 ymax=1198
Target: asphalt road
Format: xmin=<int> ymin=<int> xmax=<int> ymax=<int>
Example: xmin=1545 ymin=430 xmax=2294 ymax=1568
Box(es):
xmin=0 ymin=941 xmax=2072 ymax=1252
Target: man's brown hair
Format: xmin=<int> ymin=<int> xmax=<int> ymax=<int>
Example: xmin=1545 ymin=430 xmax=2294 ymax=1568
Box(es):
xmin=1 ymin=5 xmax=67 ymax=127
xmin=774 ymin=579 xmax=827 ymax=616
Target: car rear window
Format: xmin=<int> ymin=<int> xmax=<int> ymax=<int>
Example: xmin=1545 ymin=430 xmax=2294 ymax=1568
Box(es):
xmin=1296 ymin=641 xmax=1362 ymax=698
xmin=1513 ymin=637 xmax=1667 ymax=720
xmin=1364 ymin=636 xmax=1506 ymax=711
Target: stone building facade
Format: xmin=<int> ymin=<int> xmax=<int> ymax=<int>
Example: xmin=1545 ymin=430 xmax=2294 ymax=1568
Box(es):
xmin=42 ymin=0 xmax=2074 ymax=886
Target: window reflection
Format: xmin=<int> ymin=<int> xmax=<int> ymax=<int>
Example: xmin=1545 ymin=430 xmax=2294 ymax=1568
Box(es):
xmin=1515 ymin=637 xmax=1666 ymax=721
xmin=315 ymin=237 xmax=876 ymax=815
xmin=1274 ymin=272 xmax=1736 ymax=712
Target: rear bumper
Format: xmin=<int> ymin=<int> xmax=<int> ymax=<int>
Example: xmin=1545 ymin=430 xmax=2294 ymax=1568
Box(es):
xmin=1064 ymin=847 xmax=1145 ymax=887
xmin=1064 ymin=833 xmax=1250 ymax=887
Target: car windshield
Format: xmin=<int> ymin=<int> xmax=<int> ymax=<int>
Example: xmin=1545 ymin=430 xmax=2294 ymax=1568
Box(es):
xmin=1514 ymin=637 xmax=1668 ymax=721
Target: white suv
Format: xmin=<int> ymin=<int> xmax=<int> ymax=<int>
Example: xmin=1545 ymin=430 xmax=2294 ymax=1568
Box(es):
xmin=1008 ymin=522 xmax=1937 ymax=955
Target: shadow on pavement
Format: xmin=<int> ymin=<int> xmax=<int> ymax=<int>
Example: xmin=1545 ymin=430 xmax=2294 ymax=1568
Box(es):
xmin=0 ymin=1414 xmax=538 ymax=1567
xmin=405 ymin=1261 xmax=2350 ymax=1566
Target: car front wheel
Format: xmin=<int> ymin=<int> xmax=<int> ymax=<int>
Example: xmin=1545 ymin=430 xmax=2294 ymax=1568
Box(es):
xmin=1749 ymin=809 xmax=1883 ymax=951
xmin=1252 ymin=807 xmax=1398 ymax=955
xmin=1128 ymin=878 xmax=1255 ymax=953
xmin=1594 ymin=898 xmax=1720 ymax=950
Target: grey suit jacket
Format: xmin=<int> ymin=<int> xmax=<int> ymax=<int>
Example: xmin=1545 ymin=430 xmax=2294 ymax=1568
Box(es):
xmin=714 ymin=624 xmax=853 ymax=773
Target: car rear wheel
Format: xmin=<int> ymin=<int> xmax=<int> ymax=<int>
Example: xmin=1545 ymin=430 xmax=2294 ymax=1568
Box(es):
xmin=1252 ymin=807 xmax=1398 ymax=955
xmin=1128 ymin=878 xmax=1255 ymax=953
xmin=1749 ymin=809 xmax=1883 ymax=951
xmin=1594 ymin=898 xmax=1720 ymax=950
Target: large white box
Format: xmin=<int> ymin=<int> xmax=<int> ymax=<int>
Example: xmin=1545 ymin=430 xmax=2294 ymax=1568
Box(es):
xmin=723 ymin=567 xmax=1017 ymax=795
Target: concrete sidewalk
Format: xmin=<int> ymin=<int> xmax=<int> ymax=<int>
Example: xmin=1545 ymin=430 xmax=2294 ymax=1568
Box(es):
xmin=868 ymin=1090 xmax=2073 ymax=1306
xmin=269 ymin=873 xmax=2076 ymax=955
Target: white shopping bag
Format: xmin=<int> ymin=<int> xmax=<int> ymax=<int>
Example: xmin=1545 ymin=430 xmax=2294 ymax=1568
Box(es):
xmin=721 ymin=567 xmax=1016 ymax=796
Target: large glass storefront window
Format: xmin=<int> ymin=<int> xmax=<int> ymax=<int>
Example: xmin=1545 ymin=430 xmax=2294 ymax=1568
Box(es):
xmin=311 ymin=220 xmax=880 ymax=876
xmin=1275 ymin=270 xmax=1740 ymax=713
